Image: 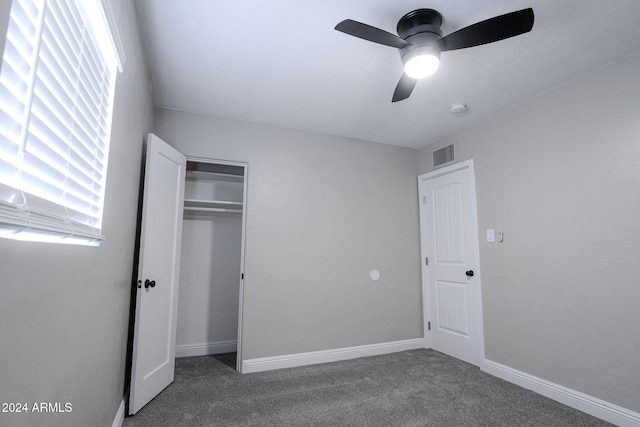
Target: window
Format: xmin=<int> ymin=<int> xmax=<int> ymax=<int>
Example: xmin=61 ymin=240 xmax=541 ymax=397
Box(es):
xmin=0 ymin=0 xmax=120 ymax=245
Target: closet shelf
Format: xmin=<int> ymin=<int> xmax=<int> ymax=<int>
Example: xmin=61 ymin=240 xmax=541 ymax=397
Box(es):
xmin=185 ymin=170 xmax=244 ymax=183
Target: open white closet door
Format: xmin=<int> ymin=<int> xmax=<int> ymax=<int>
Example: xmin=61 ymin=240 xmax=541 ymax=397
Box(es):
xmin=129 ymin=134 xmax=186 ymax=414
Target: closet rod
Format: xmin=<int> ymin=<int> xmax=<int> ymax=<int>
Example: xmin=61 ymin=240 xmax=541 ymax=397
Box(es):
xmin=184 ymin=206 xmax=242 ymax=214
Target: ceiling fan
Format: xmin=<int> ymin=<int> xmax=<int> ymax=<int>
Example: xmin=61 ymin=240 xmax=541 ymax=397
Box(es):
xmin=335 ymin=7 xmax=534 ymax=102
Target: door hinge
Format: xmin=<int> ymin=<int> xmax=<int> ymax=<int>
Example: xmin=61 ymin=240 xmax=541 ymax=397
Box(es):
xmin=425 ymin=257 xmax=428 ymax=266
xmin=422 ymin=195 xmax=426 ymax=204
xmin=427 ymin=321 xmax=431 ymax=331
xmin=241 ymin=273 xmax=244 ymax=280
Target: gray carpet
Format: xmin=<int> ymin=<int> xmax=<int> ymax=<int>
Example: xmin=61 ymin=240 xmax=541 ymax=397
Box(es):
xmin=123 ymin=349 xmax=611 ymax=426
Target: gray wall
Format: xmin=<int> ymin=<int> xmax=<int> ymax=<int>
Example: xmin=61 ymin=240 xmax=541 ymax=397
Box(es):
xmin=0 ymin=0 xmax=154 ymax=426
xmin=417 ymin=52 xmax=640 ymax=412
xmin=154 ymin=109 xmax=423 ymax=360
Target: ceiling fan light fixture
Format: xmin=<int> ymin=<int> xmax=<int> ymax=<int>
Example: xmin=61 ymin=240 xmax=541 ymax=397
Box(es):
xmin=335 ymin=7 xmax=534 ymax=101
xmin=402 ymin=46 xmax=440 ymax=79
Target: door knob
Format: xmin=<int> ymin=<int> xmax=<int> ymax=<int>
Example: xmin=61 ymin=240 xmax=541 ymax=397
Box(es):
xmin=465 ymin=270 xmax=474 ymax=278
xmin=144 ymin=279 xmax=156 ymax=289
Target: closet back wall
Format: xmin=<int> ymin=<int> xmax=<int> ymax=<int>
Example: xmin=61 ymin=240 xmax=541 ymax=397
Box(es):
xmin=154 ymin=108 xmax=422 ymax=361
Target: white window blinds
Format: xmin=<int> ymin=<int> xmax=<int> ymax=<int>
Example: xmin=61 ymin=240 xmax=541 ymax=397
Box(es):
xmin=0 ymin=0 xmax=119 ymax=245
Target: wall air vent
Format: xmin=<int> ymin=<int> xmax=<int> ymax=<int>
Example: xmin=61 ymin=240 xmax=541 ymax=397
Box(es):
xmin=433 ymin=144 xmax=454 ymax=167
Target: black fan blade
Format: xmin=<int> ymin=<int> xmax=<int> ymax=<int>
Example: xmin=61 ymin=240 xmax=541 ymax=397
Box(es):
xmin=392 ymin=74 xmax=417 ymax=102
xmin=437 ymin=8 xmax=534 ymax=52
xmin=335 ymin=19 xmax=410 ymax=49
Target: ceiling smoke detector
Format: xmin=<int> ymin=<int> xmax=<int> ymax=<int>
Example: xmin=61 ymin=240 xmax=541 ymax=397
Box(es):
xmin=450 ymin=103 xmax=468 ymax=114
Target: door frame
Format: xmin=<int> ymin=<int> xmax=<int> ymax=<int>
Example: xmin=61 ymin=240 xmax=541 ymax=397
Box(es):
xmin=418 ymin=159 xmax=485 ymax=365
xmin=185 ymin=156 xmax=249 ymax=373
xmin=125 ymin=144 xmax=251 ymax=415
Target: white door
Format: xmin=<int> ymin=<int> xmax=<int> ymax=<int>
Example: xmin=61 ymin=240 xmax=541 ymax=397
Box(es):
xmin=129 ymin=134 xmax=186 ymax=414
xmin=418 ymin=160 xmax=484 ymax=366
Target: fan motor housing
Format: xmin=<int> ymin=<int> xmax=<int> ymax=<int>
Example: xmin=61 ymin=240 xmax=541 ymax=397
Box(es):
xmin=397 ymin=9 xmax=443 ymax=63
xmin=397 ymin=9 xmax=443 ymax=39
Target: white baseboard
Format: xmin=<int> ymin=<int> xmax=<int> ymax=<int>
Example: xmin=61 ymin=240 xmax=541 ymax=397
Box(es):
xmin=482 ymin=359 xmax=640 ymax=427
xmin=111 ymin=399 xmax=125 ymax=427
xmin=242 ymin=338 xmax=425 ymax=374
xmin=175 ymin=340 xmax=237 ymax=358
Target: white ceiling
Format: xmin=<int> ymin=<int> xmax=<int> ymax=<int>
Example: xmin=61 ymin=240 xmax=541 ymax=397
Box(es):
xmin=133 ymin=1 xmax=640 ymax=149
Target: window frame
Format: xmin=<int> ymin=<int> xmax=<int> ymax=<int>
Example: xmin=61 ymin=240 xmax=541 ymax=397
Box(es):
xmin=0 ymin=0 xmax=122 ymax=246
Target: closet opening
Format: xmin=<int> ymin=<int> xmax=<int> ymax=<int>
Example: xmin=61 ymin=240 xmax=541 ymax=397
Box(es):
xmin=176 ymin=158 xmax=247 ymax=372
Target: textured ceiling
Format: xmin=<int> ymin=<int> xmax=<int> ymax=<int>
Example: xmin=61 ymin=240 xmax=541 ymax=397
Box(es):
xmin=133 ymin=1 xmax=640 ymax=148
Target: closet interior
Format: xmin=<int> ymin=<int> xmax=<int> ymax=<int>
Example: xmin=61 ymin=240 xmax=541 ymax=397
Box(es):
xmin=175 ymin=159 xmax=246 ymax=371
